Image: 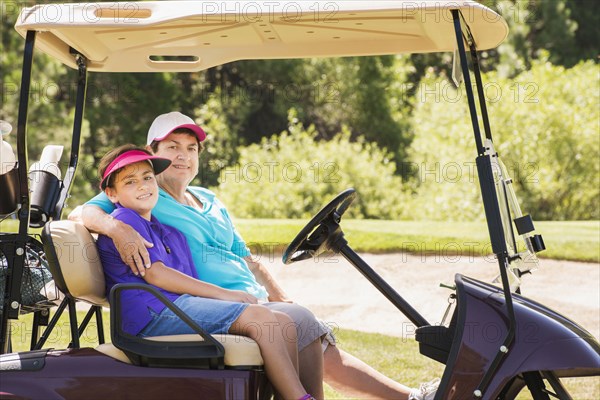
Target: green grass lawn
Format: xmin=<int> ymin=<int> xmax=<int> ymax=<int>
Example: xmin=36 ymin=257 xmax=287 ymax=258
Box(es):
xmin=7 ymin=311 xmax=599 ymax=399
xmin=2 ymin=219 xmax=598 ymax=262
xmin=234 ymin=219 xmax=600 ymax=263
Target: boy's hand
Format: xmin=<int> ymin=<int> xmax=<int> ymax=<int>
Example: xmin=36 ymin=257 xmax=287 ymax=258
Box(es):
xmin=245 ymin=257 xmax=292 ymax=303
xmin=110 ymin=221 xmax=154 ymax=276
xmin=221 ymin=290 xmax=258 ymax=304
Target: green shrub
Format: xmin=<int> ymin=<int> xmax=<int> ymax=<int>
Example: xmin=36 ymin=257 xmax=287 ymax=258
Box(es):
xmin=214 ymin=111 xmax=407 ymax=219
xmin=193 ymin=94 xmax=239 ymax=188
xmin=407 ymin=59 xmax=599 ymax=221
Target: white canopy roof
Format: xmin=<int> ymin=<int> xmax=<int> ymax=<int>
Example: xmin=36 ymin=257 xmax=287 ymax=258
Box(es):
xmin=15 ymin=1 xmax=508 ymax=72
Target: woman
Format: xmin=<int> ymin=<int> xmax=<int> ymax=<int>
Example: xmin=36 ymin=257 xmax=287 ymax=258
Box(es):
xmin=79 ymin=112 xmax=325 ymax=398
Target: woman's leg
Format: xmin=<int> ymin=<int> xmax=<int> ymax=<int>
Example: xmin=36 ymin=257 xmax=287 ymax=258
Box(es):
xmin=323 ymin=345 xmax=412 ymax=400
xmin=299 ymin=338 xmax=324 ymax=399
xmin=229 ymin=304 xmax=307 ymax=400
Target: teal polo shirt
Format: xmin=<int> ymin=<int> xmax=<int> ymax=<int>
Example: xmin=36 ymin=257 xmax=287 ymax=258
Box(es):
xmin=87 ymin=187 xmax=268 ymax=300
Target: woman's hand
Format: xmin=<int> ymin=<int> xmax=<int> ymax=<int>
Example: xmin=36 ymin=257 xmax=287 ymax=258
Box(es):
xmin=77 ymin=204 xmax=154 ymax=276
xmin=110 ymin=220 xmax=154 ymax=276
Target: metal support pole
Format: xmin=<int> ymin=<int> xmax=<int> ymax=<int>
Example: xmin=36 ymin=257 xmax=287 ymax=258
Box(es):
xmin=475 ymin=253 xmax=517 ymax=396
xmin=451 ymin=10 xmax=518 ymax=398
xmin=95 ymin=306 xmax=105 ymax=344
xmin=469 ymin=42 xmax=494 ymax=142
xmin=33 ymin=298 xmax=68 ymax=350
xmin=451 ymin=10 xmax=485 ymax=156
xmin=67 ymin=298 xmax=80 ymax=348
xmin=70 ymin=306 xmax=95 ymax=348
xmin=54 ymin=55 xmax=88 ymax=219
xmin=0 ymin=31 xmax=36 ymax=354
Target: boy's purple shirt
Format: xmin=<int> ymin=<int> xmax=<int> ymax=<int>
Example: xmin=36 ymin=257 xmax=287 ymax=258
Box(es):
xmin=96 ymin=205 xmax=198 ymax=335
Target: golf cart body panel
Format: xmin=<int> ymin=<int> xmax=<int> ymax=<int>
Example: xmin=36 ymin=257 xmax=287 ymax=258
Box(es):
xmin=436 ymin=274 xmax=600 ymax=399
xmin=0 ymin=347 xmax=265 ymax=400
xmin=14 ymin=1 xmax=508 ymax=72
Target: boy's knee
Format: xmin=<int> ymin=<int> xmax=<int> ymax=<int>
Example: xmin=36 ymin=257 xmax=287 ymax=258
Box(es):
xmin=239 ymin=305 xmax=277 ymax=340
xmin=273 ymin=311 xmax=297 ymax=341
xmin=246 ymin=304 xmax=275 ymax=321
xmin=273 ymin=310 xmax=293 ymax=325
xmin=285 ymin=303 xmax=319 ymax=328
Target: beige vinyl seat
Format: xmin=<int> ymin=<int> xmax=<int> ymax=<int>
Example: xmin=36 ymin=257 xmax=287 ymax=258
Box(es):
xmin=42 ymin=220 xmax=263 ymax=368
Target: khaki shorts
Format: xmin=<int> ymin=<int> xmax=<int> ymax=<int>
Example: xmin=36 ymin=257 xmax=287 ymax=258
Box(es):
xmin=263 ymin=302 xmax=336 ymax=352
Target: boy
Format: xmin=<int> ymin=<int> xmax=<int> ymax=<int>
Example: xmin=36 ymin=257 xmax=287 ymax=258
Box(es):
xmin=96 ymin=144 xmax=319 ymax=400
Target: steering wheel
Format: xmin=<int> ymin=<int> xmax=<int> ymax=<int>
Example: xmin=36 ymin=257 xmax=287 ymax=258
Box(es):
xmin=282 ymin=188 xmax=356 ymax=264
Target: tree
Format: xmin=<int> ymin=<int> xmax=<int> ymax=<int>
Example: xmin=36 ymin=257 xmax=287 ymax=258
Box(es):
xmin=482 ymin=0 xmax=586 ymax=76
xmin=83 ymin=73 xmax=177 ymax=167
xmin=215 ymin=111 xmax=407 ymax=219
xmin=564 ymin=0 xmax=600 ymax=66
xmin=408 ymin=60 xmax=599 ymax=221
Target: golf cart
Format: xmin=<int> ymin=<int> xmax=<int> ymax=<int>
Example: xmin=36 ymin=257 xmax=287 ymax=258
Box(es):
xmin=1 ymin=1 xmax=598 ymax=399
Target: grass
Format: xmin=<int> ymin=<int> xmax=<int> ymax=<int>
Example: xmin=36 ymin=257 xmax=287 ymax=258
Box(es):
xmin=7 ymin=311 xmax=599 ymax=399
xmin=8 ymin=309 xmax=110 ymax=352
xmin=2 ymin=219 xmax=598 ymax=262
xmin=234 ymin=219 xmax=600 ymax=263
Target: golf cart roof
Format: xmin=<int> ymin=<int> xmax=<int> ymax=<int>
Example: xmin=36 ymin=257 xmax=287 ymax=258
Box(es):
xmin=15 ymin=1 xmax=508 ymax=73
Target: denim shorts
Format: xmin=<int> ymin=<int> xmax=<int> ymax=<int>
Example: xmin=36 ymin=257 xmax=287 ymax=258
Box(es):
xmin=138 ymin=294 xmax=249 ymax=337
xmin=138 ymin=296 xmax=334 ymax=353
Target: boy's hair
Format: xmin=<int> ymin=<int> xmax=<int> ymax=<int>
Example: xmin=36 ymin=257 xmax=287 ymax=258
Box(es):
xmin=98 ymin=144 xmax=152 ymax=189
xmin=149 ymin=128 xmax=205 ymax=154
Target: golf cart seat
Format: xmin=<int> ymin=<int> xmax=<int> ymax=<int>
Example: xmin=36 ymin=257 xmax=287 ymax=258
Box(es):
xmin=41 ymin=220 xmax=264 ymax=368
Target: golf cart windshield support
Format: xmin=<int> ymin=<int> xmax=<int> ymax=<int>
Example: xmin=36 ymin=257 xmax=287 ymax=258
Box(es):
xmin=451 ymin=11 xmax=485 ymax=156
xmin=452 ymin=10 xmax=517 ymax=398
xmin=0 ymin=30 xmax=36 ymax=353
xmin=458 ymin=11 xmax=494 ymax=144
xmin=0 ymin=30 xmax=88 ymax=354
xmin=55 ymin=52 xmax=88 ymax=220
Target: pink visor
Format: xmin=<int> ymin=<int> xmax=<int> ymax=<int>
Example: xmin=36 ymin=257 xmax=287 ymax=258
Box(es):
xmin=151 ymin=123 xmax=206 ymax=143
xmin=100 ymin=149 xmax=171 ymax=189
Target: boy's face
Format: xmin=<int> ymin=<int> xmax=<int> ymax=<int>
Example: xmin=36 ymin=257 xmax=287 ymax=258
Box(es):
xmin=105 ymin=161 xmax=159 ymax=220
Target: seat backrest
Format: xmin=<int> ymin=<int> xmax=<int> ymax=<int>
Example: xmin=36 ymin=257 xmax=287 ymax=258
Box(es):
xmin=42 ymin=220 xmax=109 ymax=307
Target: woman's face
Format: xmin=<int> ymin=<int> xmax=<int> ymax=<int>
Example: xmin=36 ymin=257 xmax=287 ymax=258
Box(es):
xmin=151 ymin=133 xmax=200 ymax=186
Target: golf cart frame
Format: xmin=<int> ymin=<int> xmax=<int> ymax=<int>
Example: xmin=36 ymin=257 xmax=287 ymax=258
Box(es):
xmin=1 ymin=2 xmax=598 ymax=399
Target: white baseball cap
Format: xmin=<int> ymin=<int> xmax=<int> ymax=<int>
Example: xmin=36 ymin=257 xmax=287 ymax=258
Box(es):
xmin=147 ymin=111 xmax=206 ymax=145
